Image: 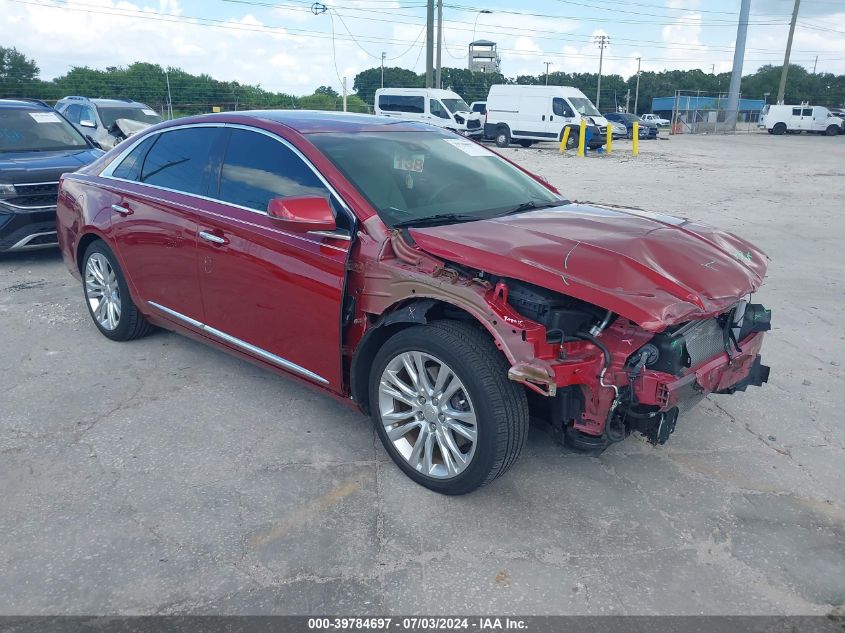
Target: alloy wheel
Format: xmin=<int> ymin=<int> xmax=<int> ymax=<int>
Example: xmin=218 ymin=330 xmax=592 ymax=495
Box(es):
xmin=85 ymin=252 xmax=121 ymax=331
xmin=377 ymin=351 xmax=477 ymax=479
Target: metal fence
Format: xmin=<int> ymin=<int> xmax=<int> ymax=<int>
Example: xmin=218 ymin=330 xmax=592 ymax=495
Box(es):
xmin=662 ymin=90 xmax=764 ymax=135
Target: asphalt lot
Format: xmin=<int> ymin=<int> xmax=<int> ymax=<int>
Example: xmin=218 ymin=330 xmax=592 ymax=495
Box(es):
xmin=1 ymin=132 xmax=843 ymax=616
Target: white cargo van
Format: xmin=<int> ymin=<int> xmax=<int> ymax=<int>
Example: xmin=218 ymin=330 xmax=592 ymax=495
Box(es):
xmin=484 ymin=85 xmax=609 ymax=149
xmin=374 ymin=88 xmax=482 ymax=137
xmin=759 ymin=104 xmax=842 ymax=136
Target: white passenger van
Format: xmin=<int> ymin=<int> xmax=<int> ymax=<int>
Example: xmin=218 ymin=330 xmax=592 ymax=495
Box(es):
xmin=484 ymin=85 xmax=609 ymax=149
xmin=374 ymin=88 xmax=483 ymax=137
xmin=759 ymin=104 xmax=842 ymax=136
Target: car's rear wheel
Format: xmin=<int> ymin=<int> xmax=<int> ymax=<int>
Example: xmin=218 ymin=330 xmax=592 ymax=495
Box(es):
xmin=495 ymin=127 xmax=511 ymax=148
xmin=82 ymin=240 xmax=153 ymax=341
xmin=370 ymin=321 xmax=529 ymax=495
xmin=772 ymin=122 xmax=787 ymax=135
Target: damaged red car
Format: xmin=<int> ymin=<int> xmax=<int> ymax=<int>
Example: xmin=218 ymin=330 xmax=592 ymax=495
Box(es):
xmin=56 ymin=112 xmax=771 ymax=494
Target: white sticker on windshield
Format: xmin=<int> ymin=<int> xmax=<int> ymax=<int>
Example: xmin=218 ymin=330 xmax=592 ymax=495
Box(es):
xmin=393 ymin=153 xmax=425 ymax=172
xmin=29 ymin=112 xmax=61 ymax=123
xmin=141 ymin=109 xmax=157 ymax=116
xmin=444 ymin=138 xmax=492 ymax=156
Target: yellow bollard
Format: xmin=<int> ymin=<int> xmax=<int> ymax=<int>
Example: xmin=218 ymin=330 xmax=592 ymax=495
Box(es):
xmin=606 ymin=123 xmax=612 ymax=154
xmin=632 ymin=122 xmax=639 ymax=157
xmin=559 ymin=127 xmax=571 ymax=153
xmin=577 ymin=119 xmax=586 ymax=157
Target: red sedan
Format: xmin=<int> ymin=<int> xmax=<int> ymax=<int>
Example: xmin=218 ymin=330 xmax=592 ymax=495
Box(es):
xmin=57 ymin=111 xmax=771 ymax=494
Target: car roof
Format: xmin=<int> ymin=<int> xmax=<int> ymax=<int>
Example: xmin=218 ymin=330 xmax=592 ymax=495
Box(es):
xmin=162 ymin=110 xmax=441 ymax=134
xmin=57 ymin=96 xmax=149 ymax=108
xmin=0 ymin=98 xmax=52 ymax=110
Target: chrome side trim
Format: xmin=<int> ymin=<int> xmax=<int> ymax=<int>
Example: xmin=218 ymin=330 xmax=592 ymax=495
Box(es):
xmin=12 ymin=181 xmax=60 ymax=187
xmin=147 ymin=301 xmax=329 ymax=385
xmin=8 ymin=231 xmax=59 ymax=251
xmin=0 ymin=201 xmax=56 ymax=211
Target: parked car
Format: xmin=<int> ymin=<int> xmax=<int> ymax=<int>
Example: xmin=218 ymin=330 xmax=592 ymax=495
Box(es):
xmin=759 ymin=104 xmax=841 ymax=136
xmin=484 ymin=85 xmax=609 ymax=149
xmin=470 ymin=101 xmax=486 ymax=115
xmin=55 ymin=96 xmax=163 ymax=150
xmin=57 ymin=111 xmax=772 ymax=494
xmin=374 ymin=88 xmax=482 ymax=138
xmin=605 ymin=112 xmax=658 ymax=139
xmin=608 ymin=119 xmax=627 ymax=139
xmin=0 ymin=98 xmax=102 ymax=253
xmin=641 ymin=113 xmax=670 ymax=126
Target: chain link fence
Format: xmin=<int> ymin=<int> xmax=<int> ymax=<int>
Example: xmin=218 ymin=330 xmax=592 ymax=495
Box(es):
xmin=658 ymin=90 xmax=765 ymax=135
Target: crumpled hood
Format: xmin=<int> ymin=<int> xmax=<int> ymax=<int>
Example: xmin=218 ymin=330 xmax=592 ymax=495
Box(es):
xmin=409 ymin=203 xmax=769 ymax=331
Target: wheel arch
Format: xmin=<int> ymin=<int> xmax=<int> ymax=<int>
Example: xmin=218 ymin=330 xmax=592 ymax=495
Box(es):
xmin=76 ymin=230 xmax=109 ymax=274
xmin=350 ymin=297 xmax=503 ymax=414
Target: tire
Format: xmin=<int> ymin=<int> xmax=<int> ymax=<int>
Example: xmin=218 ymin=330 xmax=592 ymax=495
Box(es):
xmin=82 ymin=240 xmax=154 ymax=341
xmin=626 ymin=129 xmax=633 ymax=140
xmin=565 ymin=130 xmax=578 ymax=150
xmin=495 ymin=127 xmax=511 ymax=148
xmin=369 ymin=321 xmax=529 ymax=495
xmin=772 ymin=122 xmax=786 ymax=135
xmin=518 ymin=140 xmax=534 ymax=148
xmin=826 ymin=125 xmax=839 ymax=136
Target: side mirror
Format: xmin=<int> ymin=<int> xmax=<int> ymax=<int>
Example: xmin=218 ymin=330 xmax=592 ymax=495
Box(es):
xmin=267 ymin=196 xmax=336 ymax=232
xmin=80 ymin=119 xmax=96 ymax=129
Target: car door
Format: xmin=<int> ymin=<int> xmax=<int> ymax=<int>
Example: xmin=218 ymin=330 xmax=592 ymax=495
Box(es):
xmin=103 ymin=126 xmax=223 ymax=324
xmin=195 ymin=126 xmax=352 ymax=389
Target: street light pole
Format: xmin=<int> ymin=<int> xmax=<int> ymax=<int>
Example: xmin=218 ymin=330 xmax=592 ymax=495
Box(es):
xmin=381 ymin=51 xmax=386 ymax=89
xmin=777 ymin=0 xmax=800 ymax=104
xmin=544 ymin=61 xmax=552 ymax=85
xmin=425 ymin=0 xmax=434 ymax=88
xmin=435 ymin=0 xmax=443 ymax=89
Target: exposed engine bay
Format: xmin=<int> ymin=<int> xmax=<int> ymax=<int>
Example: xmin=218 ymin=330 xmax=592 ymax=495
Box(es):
xmin=498 ymin=277 xmax=772 ymax=452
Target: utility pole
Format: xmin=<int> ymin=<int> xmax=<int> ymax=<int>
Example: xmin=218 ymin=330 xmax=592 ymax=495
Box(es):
xmin=381 ymin=52 xmax=386 ymax=88
xmin=595 ymin=34 xmax=609 ymax=109
xmin=544 ymin=61 xmax=552 ymax=85
xmin=164 ymin=68 xmax=173 ymax=119
xmin=342 ymin=77 xmax=347 ymax=112
xmin=777 ymin=0 xmax=800 ymax=104
xmin=813 ymin=55 xmax=818 ymax=74
xmin=625 ymin=88 xmax=630 ymax=113
xmin=725 ymin=0 xmax=751 ymax=129
xmin=633 ymin=56 xmax=641 ymax=115
xmin=435 ymin=0 xmax=443 ymax=89
xmin=425 ymin=0 xmax=434 ymax=88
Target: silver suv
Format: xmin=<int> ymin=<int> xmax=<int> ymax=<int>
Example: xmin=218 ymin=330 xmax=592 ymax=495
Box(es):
xmin=54 ymin=96 xmax=163 ymax=150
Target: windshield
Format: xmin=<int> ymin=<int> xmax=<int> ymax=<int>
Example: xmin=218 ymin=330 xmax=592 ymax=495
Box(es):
xmin=569 ymin=97 xmax=601 ymax=117
xmin=442 ymin=98 xmax=470 ymax=113
xmin=0 ymin=109 xmax=89 ymax=152
xmin=97 ymin=106 xmax=162 ymax=128
xmin=310 ymin=131 xmax=562 ymax=227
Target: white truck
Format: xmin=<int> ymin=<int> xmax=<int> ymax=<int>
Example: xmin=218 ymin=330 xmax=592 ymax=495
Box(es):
xmin=374 ymin=88 xmax=482 ymax=138
xmin=483 ymin=85 xmax=609 ymax=149
xmin=641 ymin=113 xmax=670 ymax=126
xmin=759 ymin=104 xmax=842 ymax=136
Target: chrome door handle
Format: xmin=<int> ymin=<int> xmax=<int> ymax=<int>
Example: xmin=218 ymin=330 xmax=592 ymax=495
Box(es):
xmin=199 ymin=230 xmax=227 ymax=245
xmin=111 ymin=204 xmax=132 ymax=216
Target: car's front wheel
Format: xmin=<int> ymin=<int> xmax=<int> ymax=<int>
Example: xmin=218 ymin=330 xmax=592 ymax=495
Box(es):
xmin=82 ymin=240 xmax=153 ymax=341
xmin=370 ymin=321 xmax=529 ymax=495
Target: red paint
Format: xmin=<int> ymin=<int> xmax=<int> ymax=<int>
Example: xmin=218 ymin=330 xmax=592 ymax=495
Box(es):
xmin=57 ymin=111 xmax=770 ymax=440
xmin=267 ymin=196 xmax=336 ymax=232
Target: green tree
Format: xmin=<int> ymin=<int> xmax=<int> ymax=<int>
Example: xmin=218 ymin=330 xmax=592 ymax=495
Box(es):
xmin=0 ymin=46 xmax=40 ymax=96
xmin=353 ymin=66 xmax=423 ymax=105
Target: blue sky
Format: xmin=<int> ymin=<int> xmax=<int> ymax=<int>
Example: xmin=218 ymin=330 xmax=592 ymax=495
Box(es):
xmin=2 ymin=0 xmax=844 ymax=95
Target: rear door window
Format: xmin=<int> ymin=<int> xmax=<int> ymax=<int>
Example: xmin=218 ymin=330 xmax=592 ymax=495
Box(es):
xmin=140 ymin=127 xmax=222 ymax=195
xmin=111 ymin=135 xmax=157 ymax=181
xmin=378 ymin=95 xmax=425 ymax=113
xmin=802 ymin=108 xmax=813 ymax=117
xmin=792 ymin=108 xmax=802 ymax=116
